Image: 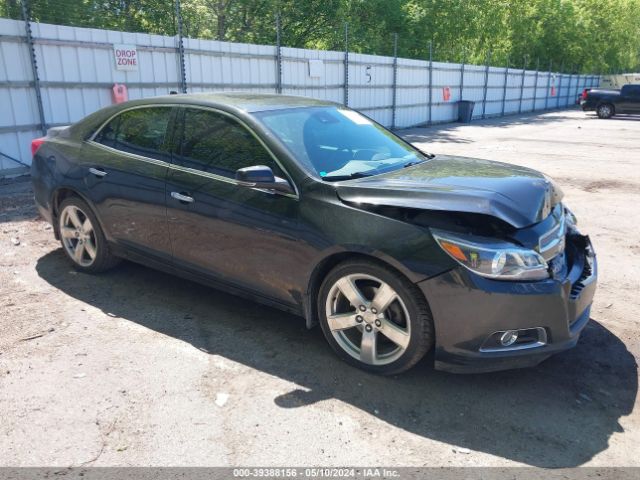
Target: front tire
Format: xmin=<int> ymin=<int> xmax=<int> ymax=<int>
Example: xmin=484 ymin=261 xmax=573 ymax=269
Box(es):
xmin=58 ymin=197 xmax=120 ymax=273
xmin=318 ymin=259 xmax=434 ymax=375
xmin=597 ymin=103 xmax=614 ymax=119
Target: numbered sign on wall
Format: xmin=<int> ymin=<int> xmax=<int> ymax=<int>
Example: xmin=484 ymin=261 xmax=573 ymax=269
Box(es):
xmin=308 ymin=59 xmax=324 ymax=78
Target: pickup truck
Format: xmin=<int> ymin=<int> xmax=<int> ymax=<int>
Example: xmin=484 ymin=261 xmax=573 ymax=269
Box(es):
xmin=580 ymin=84 xmax=640 ymax=118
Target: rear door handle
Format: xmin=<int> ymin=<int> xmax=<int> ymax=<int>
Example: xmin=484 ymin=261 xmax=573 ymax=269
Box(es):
xmin=171 ymin=191 xmax=194 ymax=204
xmin=89 ymin=167 xmax=107 ymax=178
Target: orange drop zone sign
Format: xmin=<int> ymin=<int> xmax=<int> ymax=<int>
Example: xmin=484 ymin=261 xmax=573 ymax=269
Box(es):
xmin=113 ymin=44 xmax=138 ymax=71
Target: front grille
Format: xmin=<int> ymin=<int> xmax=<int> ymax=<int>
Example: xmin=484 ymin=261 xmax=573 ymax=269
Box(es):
xmin=538 ymin=213 xmax=566 ymax=261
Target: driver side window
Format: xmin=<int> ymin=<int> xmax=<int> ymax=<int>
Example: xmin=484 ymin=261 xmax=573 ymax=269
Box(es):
xmin=174 ymin=108 xmax=285 ymax=179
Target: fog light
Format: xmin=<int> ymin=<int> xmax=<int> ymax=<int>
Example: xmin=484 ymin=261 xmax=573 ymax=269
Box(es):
xmin=480 ymin=327 xmax=547 ymax=353
xmin=500 ymin=330 xmax=519 ymax=346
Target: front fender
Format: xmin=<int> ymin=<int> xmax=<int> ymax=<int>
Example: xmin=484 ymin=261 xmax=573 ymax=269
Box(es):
xmin=298 ymin=193 xmax=457 ymax=328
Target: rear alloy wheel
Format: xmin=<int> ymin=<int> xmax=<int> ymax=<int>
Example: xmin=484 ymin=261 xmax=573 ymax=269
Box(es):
xmin=58 ymin=197 xmax=120 ymax=272
xmin=60 ymin=204 xmax=97 ymax=267
xmin=597 ymin=103 xmax=614 ymax=119
xmin=318 ymin=260 xmax=434 ymax=375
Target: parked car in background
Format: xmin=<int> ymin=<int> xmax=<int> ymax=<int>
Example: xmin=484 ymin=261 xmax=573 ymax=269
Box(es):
xmin=31 ymin=93 xmax=597 ymax=375
xmin=581 ymin=84 xmax=640 ymax=118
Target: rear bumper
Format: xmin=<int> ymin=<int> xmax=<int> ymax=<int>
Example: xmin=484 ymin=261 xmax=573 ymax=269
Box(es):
xmin=36 ymin=201 xmax=53 ymax=224
xmin=418 ymin=234 xmax=597 ymax=373
xmin=580 ymin=100 xmax=595 ymax=111
xmin=31 ymin=159 xmax=54 ymax=225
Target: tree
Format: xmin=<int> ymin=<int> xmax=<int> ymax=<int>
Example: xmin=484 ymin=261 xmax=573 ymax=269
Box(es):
xmin=5 ymin=0 xmax=639 ymax=73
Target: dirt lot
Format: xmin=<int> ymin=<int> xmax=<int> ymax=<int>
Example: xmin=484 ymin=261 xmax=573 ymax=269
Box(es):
xmin=0 ymin=109 xmax=638 ymax=468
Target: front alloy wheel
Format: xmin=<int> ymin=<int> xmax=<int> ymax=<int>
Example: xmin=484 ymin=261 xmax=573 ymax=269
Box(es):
xmin=318 ymin=260 xmax=434 ymax=375
xmin=326 ymin=274 xmax=410 ymax=365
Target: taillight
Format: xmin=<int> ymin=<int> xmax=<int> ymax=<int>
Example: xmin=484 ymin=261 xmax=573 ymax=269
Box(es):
xmin=31 ymin=137 xmax=45 ymax=157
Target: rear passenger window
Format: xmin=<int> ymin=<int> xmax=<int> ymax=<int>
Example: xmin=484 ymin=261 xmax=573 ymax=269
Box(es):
xmin=174 ymin=108 xmax=285 ymax=179
xmin=94 ymin=107 xmax=172 ymax=161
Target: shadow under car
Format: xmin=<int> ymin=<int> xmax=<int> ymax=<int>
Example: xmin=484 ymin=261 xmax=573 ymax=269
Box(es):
xmin=36 ymin=249 xmax=637 ymax=468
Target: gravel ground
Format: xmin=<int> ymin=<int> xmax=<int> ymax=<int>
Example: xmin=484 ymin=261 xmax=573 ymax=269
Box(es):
xmin=0 ymin=108 xmax=638 ymax=468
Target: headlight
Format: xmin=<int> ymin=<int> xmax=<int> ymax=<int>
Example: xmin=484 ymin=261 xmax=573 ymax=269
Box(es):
xmin=431 ymin=229 xmax=549 ymax=281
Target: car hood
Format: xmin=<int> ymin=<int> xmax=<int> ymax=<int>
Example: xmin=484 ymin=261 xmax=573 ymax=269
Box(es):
xmin=334 ymin=155 xmax=563 ymax=228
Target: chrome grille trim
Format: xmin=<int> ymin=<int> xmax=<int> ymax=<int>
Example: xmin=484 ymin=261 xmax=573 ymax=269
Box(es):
xmin=538 ymin=213 xmax=566 ymax=261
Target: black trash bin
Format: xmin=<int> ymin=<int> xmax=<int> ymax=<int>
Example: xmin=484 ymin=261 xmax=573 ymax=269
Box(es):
xmin=457 ymin=100 xmax=475 ymax=123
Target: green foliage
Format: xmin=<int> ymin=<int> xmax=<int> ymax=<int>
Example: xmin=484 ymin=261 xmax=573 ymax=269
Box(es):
xmin=3 ymin=0 xmax=639 ymax=73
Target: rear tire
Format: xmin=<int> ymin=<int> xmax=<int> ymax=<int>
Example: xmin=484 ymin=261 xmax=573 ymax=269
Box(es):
xmin=597 ymin=103 xmax=614 ymax=119
xmin=58 ymin=197 xmax=120 ymax=273
xmin=318 ymin=259 xmax=434 ymax=375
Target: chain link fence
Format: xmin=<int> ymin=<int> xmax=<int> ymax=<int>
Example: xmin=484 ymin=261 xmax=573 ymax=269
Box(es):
xmin=0 ymin=0 xmax=600 ymax=177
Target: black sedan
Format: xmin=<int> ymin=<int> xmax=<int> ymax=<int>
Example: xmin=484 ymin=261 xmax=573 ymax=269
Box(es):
xmin=31 ymin=93 xmax=597 ymax=374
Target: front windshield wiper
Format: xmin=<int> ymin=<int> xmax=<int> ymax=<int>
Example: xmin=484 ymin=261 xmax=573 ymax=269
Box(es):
xmin=416 ymin=149 xmax=436 ymax=159
xmin=403 ymin=160 xmax=423 ymax=168
xmin=322 ymin=171 xmax=374 ymax=181
xmin=403 ymin=158 xmax=432 ymax=168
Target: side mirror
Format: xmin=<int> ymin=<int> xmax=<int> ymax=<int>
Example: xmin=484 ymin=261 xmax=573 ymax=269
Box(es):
xmin=235 ymin=165 xmax=294 ymax=195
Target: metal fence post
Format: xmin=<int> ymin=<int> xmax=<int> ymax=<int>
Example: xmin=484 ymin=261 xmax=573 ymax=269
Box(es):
xmin=391 ymin=33 xmax=398 ymax=130
xmin=545 ymin=60 xmax=552 ymax=109
xmin=428 ymin=41 xmax=433 ymax=126
xmin=175 ymin=0 xmax=187 ymax=93
xmin=566 ymin=66 xmax=573 ymax=107
xmin=578 ymin=70 xmax=584 ymax=99
xmin=532 ymin=58 xmax=540 ymax=112
xmin=275 ymin=13 xmax=282 ymax=94
xmin=501 ymin=56 xmax=509 ymax=116
xmin=518 ymin=56 xmax=527 ymax=114
xmin=459 ymin=48 xmax=465 ymax=101
xmin=556 ymin=62 xmax=563 ymax=109
xmin=481 ymin=50 xmax=491 ymax=119
xmin=21 ymin=0 xmax=46 ymax=135
xmin=343 ymin=22 xmax=349 ymax=106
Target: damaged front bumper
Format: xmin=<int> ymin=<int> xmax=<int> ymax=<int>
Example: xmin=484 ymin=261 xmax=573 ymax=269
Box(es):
xmin=418 ymin=234 xmax=597 ymax=373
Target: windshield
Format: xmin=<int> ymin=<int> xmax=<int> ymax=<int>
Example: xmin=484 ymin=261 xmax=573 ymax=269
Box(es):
xmin=255 ymin=106 xmax=432 ymax=180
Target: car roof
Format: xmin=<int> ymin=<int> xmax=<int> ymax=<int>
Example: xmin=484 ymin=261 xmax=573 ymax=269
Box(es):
xmin=134 ymin=92 xmax=340 ymax=113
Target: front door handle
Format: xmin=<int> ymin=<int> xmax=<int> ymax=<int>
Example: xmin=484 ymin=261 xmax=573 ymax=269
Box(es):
xmin=171 ymin=191 xmax=194 ymax=204
xmin=89 ymin=167 xmax=107 ymax=178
